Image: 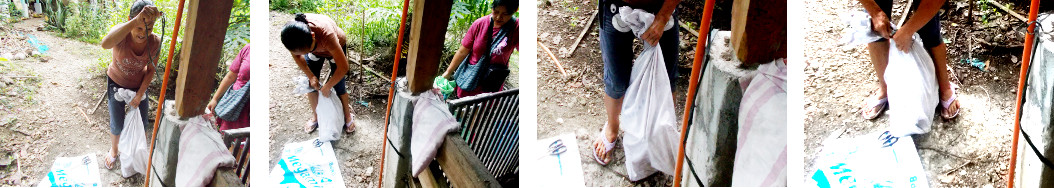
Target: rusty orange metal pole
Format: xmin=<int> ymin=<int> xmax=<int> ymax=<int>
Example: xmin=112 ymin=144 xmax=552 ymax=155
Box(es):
xmin=144 ymin=0 xmax=186 ymax=186
xmin=378 ymin=0 xmax=411 ymax=186
xmin=1008 ymin=0 xmax=1040 ymax=187
xmin=673 ymin=0 xmax=717 ymax=186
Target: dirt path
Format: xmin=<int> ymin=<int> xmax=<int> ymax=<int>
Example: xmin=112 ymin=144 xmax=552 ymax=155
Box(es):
xmin=535 ymin=1 xmax=712 ymax=186
xmin=803 ymin=0 xmax=1016 ymax=187
xmin=268 ymin=12 xmax=386 ymax=188
xmin=0 ymin=18 xmax=147 ymax=186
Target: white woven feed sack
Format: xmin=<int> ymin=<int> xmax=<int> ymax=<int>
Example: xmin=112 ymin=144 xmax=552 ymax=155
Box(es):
xmin=612 ymin=6 xmax=679 ymax=181
xmin=317 ymin=90 xmax=344 ymax=142
xmin=114 ymin=88 xmax=149 ymax=177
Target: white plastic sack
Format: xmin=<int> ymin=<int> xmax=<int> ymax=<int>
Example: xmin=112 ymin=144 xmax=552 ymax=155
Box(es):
xmin=175 ymin=117 xmax=236 ymax=186
xmin=731 ymin=60 xmax=788 ymax=187
xmin=410 ymin=89 xmax=460 ymax=177
xmin=842 ymin=11 xmax=937 ymax=137
xmin=884 ymin=34 xmax=938 ymax=136
xmin=292 ymin=75 xmax=315 ymax=95
xmin=612 ymin=6 xmax=679 ymax=181
xmin=269 ymin=139 xmax=345 ymax=187
xmin=114 ymin=88 xmax=148 ymax=177
xmin=317 ymin=90 xmax=344 ymax=142
xmin=809 ymin=131 xmax=929 ymax=188
xmin=839 ymin=11 xmax=885 ymax=45
xmin=37 ymin=154 xmax=102 ymax=187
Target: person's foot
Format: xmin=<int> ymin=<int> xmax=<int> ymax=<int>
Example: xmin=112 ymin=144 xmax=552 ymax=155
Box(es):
xmin=592 ymin=124 xmax=617 ymax=165
xmin=343 ymin=113 xmax=356 ymax=134
xmin=940 ymin=84 xmax=960 ymax=120
xmin=304 ymin=119 xmax=318 ymax=133
xmin=860 ymin=93 xmax=888 ymax=120
xmin=104 ymin=150 xmax=118 ymax=170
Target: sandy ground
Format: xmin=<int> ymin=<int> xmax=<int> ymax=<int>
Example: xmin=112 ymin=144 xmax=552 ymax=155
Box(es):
xmin=0 ymin=18 xmax=150 ymax=187
xmin=803 ymin=0 xmax=1019 ymax=187
xmin=534 ymin=0 xmax=720 ymax=186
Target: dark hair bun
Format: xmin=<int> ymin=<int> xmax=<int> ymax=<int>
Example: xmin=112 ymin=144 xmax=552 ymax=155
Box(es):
xmin=294 ymin=13 xmax=308 ymax=23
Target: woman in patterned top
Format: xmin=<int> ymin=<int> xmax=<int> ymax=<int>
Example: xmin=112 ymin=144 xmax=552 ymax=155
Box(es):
xmin=98 ymin=0 xmax=162 ymax=169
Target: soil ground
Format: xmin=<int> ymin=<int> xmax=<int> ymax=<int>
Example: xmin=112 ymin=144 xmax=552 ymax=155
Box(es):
xmin=535 ymin=0 xmax=724 ymax=186
xmin=0 ymin=18 xmax=151 ymax=187
xmin=804 ymin=0 xmax=1028 ymax=187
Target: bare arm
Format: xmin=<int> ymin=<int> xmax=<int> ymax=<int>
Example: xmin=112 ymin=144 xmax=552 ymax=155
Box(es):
xmin=129 ymin=61 xmax=154 ymax=108
xmin=641 ymin=0 xmax=681 ymax=45
xmin=442 ymin=45 xmax=473 ymax=79
xmin=207 ymin=70 xmax=238 ymax=112
xmin=858 ymin=0 xmax=893 ymax=38
xmin=321 ymin=40 xmax=349 ymax=95
xmin=292 ymin=54 xmax=318 ymax=88
xmin=100 ymin=21 xmax=136 ymax=49
xmin=892 ymin=0 xmax=945 ymax=51
xmin=899 ymin=0 xmax=944 ymax=35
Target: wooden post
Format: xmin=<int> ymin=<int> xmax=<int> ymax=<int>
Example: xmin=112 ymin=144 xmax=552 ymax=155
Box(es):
xmin=405 ymin=0 xmax=453 ymax=94
xmin=174 ymin=0 xmax=234 ymax=117
xmin=729 ymin=0 xmax=786 ymax=66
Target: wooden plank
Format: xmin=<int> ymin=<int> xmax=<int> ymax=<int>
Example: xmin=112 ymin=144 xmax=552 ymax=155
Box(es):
xmin=568 ymin=11 xmax=597 ymax=55
xmin=435 ymin=134 xmax=500 ymax=187
xmin=729 ymin=0 xmax=786 ymax=66
xmin=416 ymin=165 xmax=442 ymax=188
xmin=208 ymin=168 xmax=244 ymax=187
xmin=174 ymin=0 xmax=234 ymax=117
xmin=405 ymin=0 xmax=453 ymax=94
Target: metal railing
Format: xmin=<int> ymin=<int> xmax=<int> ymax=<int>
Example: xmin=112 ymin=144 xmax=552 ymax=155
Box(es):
xmin=447 ymin=89 xmax=519 ymax=179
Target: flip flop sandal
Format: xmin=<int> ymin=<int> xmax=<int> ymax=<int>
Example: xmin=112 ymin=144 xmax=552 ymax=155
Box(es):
xmin=860 ymin=97 xmax=888 ymax=120
xmin=592 ymin=130 xmax=616 ymax=166
xmin=304 ymin=120 xmax=318 ymax=133
xmin=344 ymin=113 xmax=356 ymax=134
xmin=940 ymin=93 xmax=959 ymax=120
xmin=104 ymin=152 xmax=117 ymax=170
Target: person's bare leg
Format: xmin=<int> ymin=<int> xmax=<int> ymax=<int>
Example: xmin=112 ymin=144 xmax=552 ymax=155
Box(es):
xmin=594 ymin=95 xmax=622 ymax=163
xmin=928 ymin=43 xmax=959 ymax=116
xmin=109 ymin=134 xmax=119 ymax=167
xmin=868 ymin=41 xmax=890 ymax=98
xmin=339 ymin=93 xmax=355 ymax=133
xmin=863 ymin=41 xmax=891 ymax=117
xmin=305 ymin=92 xmax=319 ymax=131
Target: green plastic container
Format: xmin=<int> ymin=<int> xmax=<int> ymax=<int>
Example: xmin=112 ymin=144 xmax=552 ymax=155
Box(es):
xmin=433 ymin=76 xmax=455 ymax=95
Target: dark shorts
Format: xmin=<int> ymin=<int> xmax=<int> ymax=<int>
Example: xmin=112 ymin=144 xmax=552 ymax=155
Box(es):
xmin=599 ymin=0 xmax=679 ymax=99
xmin=107 ymin=77 xmax=150 ymax=135
xmin=305 ymin=55 xmax=348 ymax=96
xmin=874 ymin=0 xmax=944 ymax=48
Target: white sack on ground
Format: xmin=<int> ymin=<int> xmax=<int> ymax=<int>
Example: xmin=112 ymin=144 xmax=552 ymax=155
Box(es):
xmin=612 ymin=6 xmax=679 ymax=181
xmin=175 ymin=117 xmax=237 ymax=186
xmin=317 ymin=90 xmax=344 ymax=142
xmin=269 ymin=139 xmax=345 ymax=187
xmin=410 ymin=89 xmax=460 ymax=177
xmin=37 ymin=154 xmax=102 ymax=187
xmin=841 ymin=11 xmax=937 ymax=137
xmin=114 ymin=88 xmax=148 ymax=177
xmin=732 ymin=60 xmax=788 ymax=187
xmin=808 ymin=131 xmax=929 ymax=188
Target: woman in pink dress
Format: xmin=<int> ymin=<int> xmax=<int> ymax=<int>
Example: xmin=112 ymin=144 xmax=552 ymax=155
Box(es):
xmin=207 ymin=44 xmax=251 ymax=131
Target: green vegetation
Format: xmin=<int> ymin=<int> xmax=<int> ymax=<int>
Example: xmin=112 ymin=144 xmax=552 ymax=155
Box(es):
xmin=271 ymin=0 xmax=519 ymax=71
xmin=0 ymin=61 xmax=42 ymax=109
xmin=36 ymin=0 xmax=251 ymax=87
